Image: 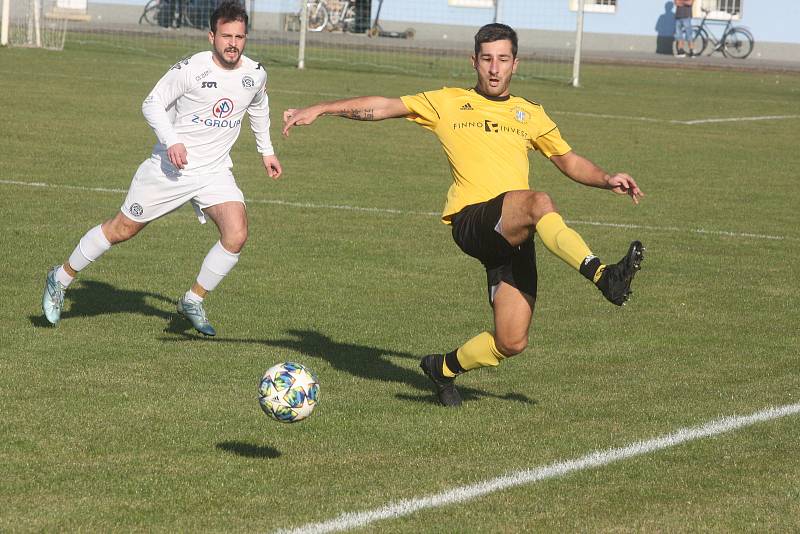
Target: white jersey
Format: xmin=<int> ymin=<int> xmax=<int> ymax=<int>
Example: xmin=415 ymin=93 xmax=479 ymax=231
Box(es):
xmin=142 ymin=51 xmax=274 ymax=176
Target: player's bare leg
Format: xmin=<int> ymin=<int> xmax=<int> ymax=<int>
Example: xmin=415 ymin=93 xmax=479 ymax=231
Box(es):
xmin=177 ymin=201 xmax=248 ymax=336
xmin=499 ymin=190 xmax=643 ymax=306
xmin=42 ymin=213 xmax=146 ymax=325
xmin=497 ymin=190 xmax=555 ymax=245
xmin=421 ymin=282 xmax=533 ymax=407
xmin=101 ymin=211 xmax=149 ymax=244
xmin=492 ymin=282 xmax=534 ymax=357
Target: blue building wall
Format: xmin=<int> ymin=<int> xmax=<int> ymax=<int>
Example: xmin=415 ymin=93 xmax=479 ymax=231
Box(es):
xmin=94 ymin=0 xmax=799 ymax=44
xmin=363 ymin=0 xmax=799 ymax=44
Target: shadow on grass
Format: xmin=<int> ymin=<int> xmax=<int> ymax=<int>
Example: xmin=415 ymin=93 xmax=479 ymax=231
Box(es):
xmin=216 ymin=440 xmax=280 ymax=459
xmin=164 ymin=311 xmax=204 ymax=336
xmin=30 ymin=279 xmax=180 ymax=324
xmin=162 ymin=329 xmax=536 ymax=406
xmin=396 ymin=391 xmax=537 ymax=405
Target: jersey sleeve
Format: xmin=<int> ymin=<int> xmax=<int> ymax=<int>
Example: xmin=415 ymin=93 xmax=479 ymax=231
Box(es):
xmin=247 ymin=74 xmax=274 ymax=156
xmin=400 ymin=90 xmax=443 ymax=130
xmin=141 ymin=60 xmax=194 ymax=148
xmin=531 ymin=108 xmax=571 ymax=158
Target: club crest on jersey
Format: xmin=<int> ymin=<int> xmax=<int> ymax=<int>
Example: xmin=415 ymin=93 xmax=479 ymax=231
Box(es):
xmin=213 ymin=98 xmax=234 ymax=118
xmin=129 ymin=203 xmax=144 ymax=217
xmin=241 ymin=75 xmax=255 ymax=88
xmin=512 ymin=106 xmax=529 ymax=124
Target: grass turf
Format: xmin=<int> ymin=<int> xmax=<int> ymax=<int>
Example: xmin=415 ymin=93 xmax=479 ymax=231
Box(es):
xmin=1 ymin=39 xmax=799 ymax=531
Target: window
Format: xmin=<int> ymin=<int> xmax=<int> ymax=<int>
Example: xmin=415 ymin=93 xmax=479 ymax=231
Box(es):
xmin=697 ymin=0 xmax=742 ymax=20
xmin=448 ymin=0 xmax=494 ymax=7
xmin=569 ymin=0 xmax=617 ymax=14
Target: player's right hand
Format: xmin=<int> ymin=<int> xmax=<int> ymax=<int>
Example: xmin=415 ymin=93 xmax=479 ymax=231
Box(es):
xmin=167 ymin=143 xmax=188 ymax=170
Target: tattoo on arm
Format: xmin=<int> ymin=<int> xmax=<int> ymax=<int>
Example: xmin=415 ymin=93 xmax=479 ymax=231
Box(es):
xmin=329 ymin=108 xmax=375 ymax=121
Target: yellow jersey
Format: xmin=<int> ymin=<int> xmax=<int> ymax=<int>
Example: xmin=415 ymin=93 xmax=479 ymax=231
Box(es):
xmin=400 ymin=87 xmax=571 ymax=223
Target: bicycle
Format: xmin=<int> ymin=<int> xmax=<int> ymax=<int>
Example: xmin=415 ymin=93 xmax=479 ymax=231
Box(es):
xmin=139 ymin=0 xmax=209 ymax=30
xmin=675 ymin=8 xmax=754 ymax=59
xmin=301 ymin=0 xmax=355 ymax=33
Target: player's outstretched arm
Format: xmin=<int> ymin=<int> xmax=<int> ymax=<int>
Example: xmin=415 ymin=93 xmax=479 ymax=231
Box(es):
xmin=550 ymin=151 xmax=644 ymax=204
xmin=282 ymin=96 xmax=409 ymax=136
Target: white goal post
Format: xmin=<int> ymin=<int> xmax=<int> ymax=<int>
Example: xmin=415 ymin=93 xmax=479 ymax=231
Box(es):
xmin=1 ymin=0 xmax=68 ymax=49
xmin=572 ymin=0 xmax=586 ymax=87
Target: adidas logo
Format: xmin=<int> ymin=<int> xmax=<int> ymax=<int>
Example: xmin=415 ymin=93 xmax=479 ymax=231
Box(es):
xmin=459 ymin=103 xmax=474 ymax=110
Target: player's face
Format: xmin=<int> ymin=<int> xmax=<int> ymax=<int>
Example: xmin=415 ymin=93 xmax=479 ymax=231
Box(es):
xmin=472 ymin=39 xmax=518 ymax=98
xmin=209 ymin=19 xmax=247 ymax=69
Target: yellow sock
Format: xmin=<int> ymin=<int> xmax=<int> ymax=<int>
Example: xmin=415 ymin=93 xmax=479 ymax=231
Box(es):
xmin=535 ymin=212 xmax=593 ymax=271
xmin=443 ymin=332 xmax=506 ymax=376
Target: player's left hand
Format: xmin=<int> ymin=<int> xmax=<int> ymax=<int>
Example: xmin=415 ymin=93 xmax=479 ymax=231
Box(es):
xmin=262 ymin=154 xmax=282 ymax=179
xmin=282 ymin=107 xmax=320 ymax=136
xmin=607 ymin=173 xmax=644 ymax=204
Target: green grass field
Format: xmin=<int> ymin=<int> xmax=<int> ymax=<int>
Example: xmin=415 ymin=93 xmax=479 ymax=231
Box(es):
xmin=1 ymin=39 xmax=799 ymax=532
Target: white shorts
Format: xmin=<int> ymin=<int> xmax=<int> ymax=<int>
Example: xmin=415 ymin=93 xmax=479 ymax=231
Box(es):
xmin=121 ymin=157 xmax=245 ymax=224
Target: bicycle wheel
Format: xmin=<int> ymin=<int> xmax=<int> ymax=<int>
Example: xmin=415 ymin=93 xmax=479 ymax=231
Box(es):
xmin=139 ymin=0 xmax=160 ymax=26
xmin=341 ymin=5 xmax=356 ymax=32
xmin=675 ymin=25 xmax=707 ymax=56
xmin=690 ymin=26 xmax=708 ymax=56
xmin=305 ymin=0 xmax=329 ymax=32
xmin=722 ymin=27 xmax=754 ymax=59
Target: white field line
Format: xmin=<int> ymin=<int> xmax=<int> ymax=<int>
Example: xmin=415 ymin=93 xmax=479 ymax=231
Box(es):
xmin=676 ymin=115 xmax=800 ymax=125
xmin=1 ymin=179 xmax=795 ymax=241
xmin=556 ymin=111 xmax=800 ymax=125
xmin=556 ymin=111 xmax=666 ymax=123
xmin=276 ymin=402 xmax=800 ymax=534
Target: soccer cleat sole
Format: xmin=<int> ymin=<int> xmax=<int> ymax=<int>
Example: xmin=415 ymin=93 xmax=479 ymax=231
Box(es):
xmin=629 ymin=241 xmax=645 ymax=271
xmin=620 ymin=241 xmax=644 ymax=305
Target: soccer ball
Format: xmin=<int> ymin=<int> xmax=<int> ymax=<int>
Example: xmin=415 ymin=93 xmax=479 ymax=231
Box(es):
xmin=258 ymin=362 xmax=320 ymax=423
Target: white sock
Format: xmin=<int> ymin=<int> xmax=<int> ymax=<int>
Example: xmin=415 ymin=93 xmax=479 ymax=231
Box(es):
xmin=195 ymin=241 xmax=240 ymax=293
xmin=67 ymin=225 xmax=112 ymax=272
xmin=184 ymin=289 xmax=204 ymax=303
xmin=55 ymin=266 xmax=75 ymax=287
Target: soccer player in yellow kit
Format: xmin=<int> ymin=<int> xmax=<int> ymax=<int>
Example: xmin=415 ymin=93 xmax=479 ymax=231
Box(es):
xmin=282 ymin=23 xmax=645 ymax=407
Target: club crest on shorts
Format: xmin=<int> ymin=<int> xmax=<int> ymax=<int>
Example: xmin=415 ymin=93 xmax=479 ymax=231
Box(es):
xmin=129 ymin=203 xmax=144 ymax=217
xmin=241 ymin=75 xmax=255 ymax=88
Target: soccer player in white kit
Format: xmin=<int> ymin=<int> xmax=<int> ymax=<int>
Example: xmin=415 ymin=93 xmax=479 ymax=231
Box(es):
xmin=41 ymin=1 xmax=281 ymax=336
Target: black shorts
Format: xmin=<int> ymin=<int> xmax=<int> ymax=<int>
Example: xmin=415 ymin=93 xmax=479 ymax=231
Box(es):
xmin=450 ymin=192 xmax=537 ymax=304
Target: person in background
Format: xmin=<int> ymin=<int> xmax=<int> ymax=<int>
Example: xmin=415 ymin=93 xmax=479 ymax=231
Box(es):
xmin=675 ymin=0 xmax=695 ymax=57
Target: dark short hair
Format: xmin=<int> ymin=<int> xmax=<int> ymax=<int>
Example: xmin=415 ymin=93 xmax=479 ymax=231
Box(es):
xmin=210 ymin=0 xmax=248 ymax=33
xmin=474 ymin=23 xmax=518 ymax=58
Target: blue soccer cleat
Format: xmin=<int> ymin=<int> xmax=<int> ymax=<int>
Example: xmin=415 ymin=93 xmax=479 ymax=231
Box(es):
xmin=42 ymin=266 xmax=67 ymax=325
xmin=177 ymin=296 xmax=216 ymax=336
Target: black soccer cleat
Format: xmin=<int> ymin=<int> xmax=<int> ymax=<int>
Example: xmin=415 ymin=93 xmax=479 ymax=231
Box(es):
xmin=596 ymin=241 xmax=645 ymax=306
xmin=420 ymin=354 xmax=462 ymax=407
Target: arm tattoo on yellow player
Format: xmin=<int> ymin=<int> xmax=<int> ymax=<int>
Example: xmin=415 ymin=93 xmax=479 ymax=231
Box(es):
xmin=331 ymin=108 xmax=375 ymax=121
